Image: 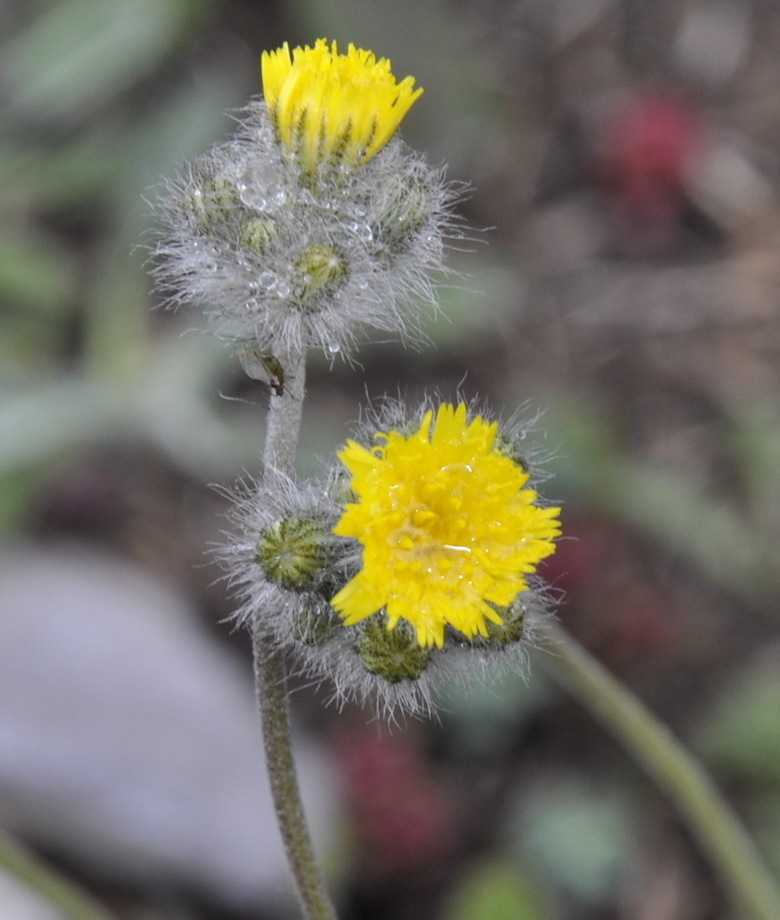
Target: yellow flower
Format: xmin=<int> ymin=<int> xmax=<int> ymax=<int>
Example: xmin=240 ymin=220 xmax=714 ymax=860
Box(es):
xmin=261 ymin=39 xmax=423 ymax=174
xmin=331 ymin=404 xmax=561 ymax=648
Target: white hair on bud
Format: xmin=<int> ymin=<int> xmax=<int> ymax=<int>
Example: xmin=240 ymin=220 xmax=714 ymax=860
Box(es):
xmin=152 ymin=101 xmax=465 ymax=359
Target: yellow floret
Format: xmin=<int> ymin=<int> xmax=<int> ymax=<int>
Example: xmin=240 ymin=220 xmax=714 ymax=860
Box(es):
xmin=261 ymin=39 xmax=423 ymax=174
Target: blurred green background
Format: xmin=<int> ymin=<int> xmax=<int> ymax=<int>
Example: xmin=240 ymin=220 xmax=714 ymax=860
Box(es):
xmin=2 ymin=1 xmax=780 ymax=919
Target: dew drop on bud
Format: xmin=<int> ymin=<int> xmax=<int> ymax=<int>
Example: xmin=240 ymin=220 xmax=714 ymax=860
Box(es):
xmin=259 ymin=270 xmax=278 ymax=290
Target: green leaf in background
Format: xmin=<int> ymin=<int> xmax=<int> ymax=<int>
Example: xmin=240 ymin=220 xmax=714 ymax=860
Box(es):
xmin=0 ymin=227 xmax=75 ymax=314
xmin=0 ymin=130 xmax=125 ymax=209
xmin=4 ymin=0 xmax=209 ymax=122
xmin=511 ymin=778 xmax=640 ymax=905
xmin=750 ymin=794 xmax=780 ymax=879
xmin=0 ymin=224 xmax=79 ymax=368
xmin=441 ymin=857 xmax=553 ymax=920
xmin=727 ymin=404 xmax=780 ymax=537
xmin=79 ymin=66 xmax=245 ymax=379
xmin=695 ymin=650 xmax=780 ymax=787
xmin=0 ymin=467 xmax=48 ymax=537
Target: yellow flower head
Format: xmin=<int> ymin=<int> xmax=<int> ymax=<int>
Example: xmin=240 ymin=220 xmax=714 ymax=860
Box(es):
xmin=261 ymin=39 xmax=423 ymax=174
xmin=331 ymin=404 xmax=561 ymax=648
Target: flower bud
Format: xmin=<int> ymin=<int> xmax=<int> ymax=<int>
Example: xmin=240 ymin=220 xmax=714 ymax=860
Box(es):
xmin=256 ymin=514 xmax=330 ymax=591
xmin=239 ymin=216 xmax=277 ymax=254
xmin=295 ymin=243 xmax=347 ymax=303
xmin=372 ymin=174 xmax=431 ymax=254
xmin=357 ymin=616 xmax=433 ymax=682
xmin=183 ymin=176 xmax=239 ymax=230
xmin=482 ymin=597 xmax=525 ymax=648
xmin=153 ymin=42 xmax=461 ymax=360
xmin=292 ymin=596 xmax=341 ymax=645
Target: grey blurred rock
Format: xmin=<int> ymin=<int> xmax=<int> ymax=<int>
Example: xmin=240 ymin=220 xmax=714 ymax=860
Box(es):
xmin=674 ymin=0 xmax=751 ymax=90
xmin=0 ymin=867 xmax=67 ymax=920
xmin=0 ymin=543 xmax=337 ymax=911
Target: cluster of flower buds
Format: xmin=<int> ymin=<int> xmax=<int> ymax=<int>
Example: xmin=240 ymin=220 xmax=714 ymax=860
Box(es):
xmin=223 ymin=402 xmax=560 ymax=718
xmin=154 ymin=39 xmax=460 ymax=366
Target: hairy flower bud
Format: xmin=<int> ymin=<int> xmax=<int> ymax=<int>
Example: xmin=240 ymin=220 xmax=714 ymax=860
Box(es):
xmin=295 ymin=243 xmax=347 ymax=303
xmin=221 ymin=400 xmax=560 ymax=720
xmin=357 ymin=617 xmax=433 ymax=682
xmin=482 ymin=597 xmax=526 ymax=648
xmin=256 ymin=514 xmax=330 ymax=591
xmin=183 ymin=176 xmax=240 ymax=230
xmin=372 ymin=174 xmax=431 ymax=255
xmin=291 ymin=596 xmax=341 ymax=646
xmin=153 ymin=40 xmax=462 ymax=360
xmin=239 ymin=216 xmax=278 ymax=254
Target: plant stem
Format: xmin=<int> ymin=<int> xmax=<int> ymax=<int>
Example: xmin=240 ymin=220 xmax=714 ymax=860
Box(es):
xmin=253 ymin=641 xmax=337 ymax=920
xmin=538 ymin=621 xmax=780 ymax=920
xmin=0 ymin=830 xmax=118 ymax=920
xmin=262 ymin=347 xmax=306 ymax=481
xmin=253 ymin=347 xmax=338 ymax=920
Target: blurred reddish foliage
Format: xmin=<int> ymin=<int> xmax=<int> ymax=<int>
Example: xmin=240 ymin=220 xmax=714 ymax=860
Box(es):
xmin=336 ymin=728 xmax=457 ymax=880
xmin=592 ymin=91 xmax=708 ymax=252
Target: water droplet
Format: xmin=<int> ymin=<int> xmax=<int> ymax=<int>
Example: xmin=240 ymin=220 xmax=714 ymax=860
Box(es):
xmin=259 ymin=270 xmax=278 ymax=290
xmin=327 ymin=342 xmax=341 ymax=354
xmin=276 ymin=281 xmax=291 ymax=298
xmin=347 ymin=221 xmax=373 ymax=242
xmin=247 ymin=192 xmax=269 ymax=211
xmin=236 ymin=173 xmax=272 ymax=211
xmin=244 ymin=297 xmax=258 ymax=312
